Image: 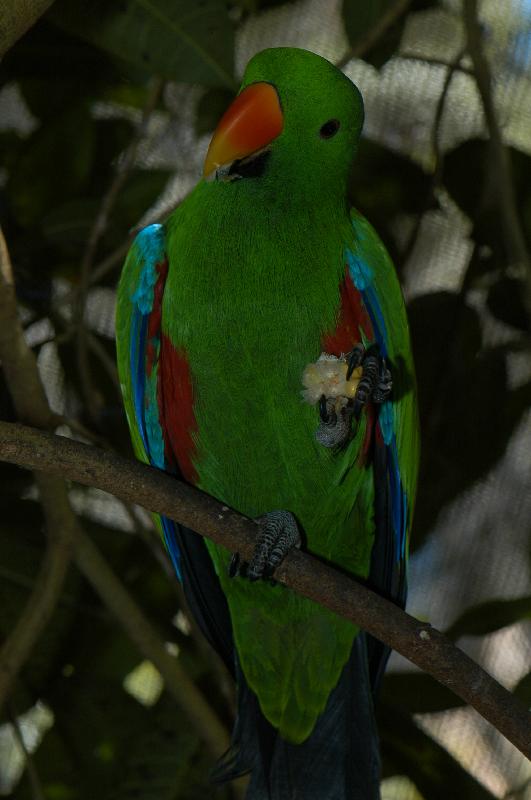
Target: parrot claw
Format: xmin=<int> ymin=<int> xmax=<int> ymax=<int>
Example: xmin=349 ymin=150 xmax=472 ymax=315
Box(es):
xmin=351 ymin=344 xmax=392 ymax=420
xmin=315 ymin=344 xmax=392 ymax=448
xmin=228 ymin=511 xmax=301 ymax=581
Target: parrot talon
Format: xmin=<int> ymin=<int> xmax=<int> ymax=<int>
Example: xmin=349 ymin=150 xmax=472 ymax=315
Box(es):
xmin=346 ymin=343 xmax=365 ymax=381
xmin=229 ymin=553 xmax=253 ymax=579
xmin=228 ymin=552 xmax=243 ymax=578
xmin=319 ymin=394 xmax=336 ymax=425
xmin=352 ymin=344 xmax=392 ymax=419
xmin=246 ymin=511 xmax=301 ymax=581
xmin=314 ymin=344 xmax=392 ymax=447
xmin=316 ymin=399 xmax=351 ymax=448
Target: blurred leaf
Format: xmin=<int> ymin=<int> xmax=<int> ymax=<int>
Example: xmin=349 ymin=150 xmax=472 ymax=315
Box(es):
xmin=445 ymin=596 xmax=531 ymax=640
xmin=443 ymin=139 xmax=531 ymax=274
xmin=409 ymin=291 xmax=531 ymax=542
xmin=109 ymin=169 xmax=172 ymax=237
xmin=1 ymin=21 xmax=121 ymax=120
xmin=106 ymin=695 xmax=203 ymax=800
xmin=350 ymin=138 xmax=434 ymax=266
xmin=50 ymin=0 xmax=236 ymax=88
xmin=382 ymin=672 xmax=465 ymax=713
xmin=379 ymin=705 xmax=497 ymax=799
xmin=514 ymin=672 xmax=531 ymax=704
xmin=486 ymin=277 xmax=530 ymax=332
xmin=41 ymin=199 xmax=100 ymax=254
xmin=7 ymin=103 xmax=95 ymax=227
xmin=195 ymin=87 xmax=235 ymax=136
xmin=342 ymin=1 xmax=397 ymax=67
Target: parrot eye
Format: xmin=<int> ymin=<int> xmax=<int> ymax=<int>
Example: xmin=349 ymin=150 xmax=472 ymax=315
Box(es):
xmin=319 ymin=119 xmax=340 ymax=139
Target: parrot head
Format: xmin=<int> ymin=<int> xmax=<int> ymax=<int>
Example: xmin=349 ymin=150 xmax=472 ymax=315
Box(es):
xmin=203 ymin=47 xmax=364 ymax=203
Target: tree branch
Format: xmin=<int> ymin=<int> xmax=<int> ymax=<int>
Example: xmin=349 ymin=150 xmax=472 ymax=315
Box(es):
xmin=0 ymin=421 xmax=529 ymax=758
xmin=463 ymin=0 xmax=531 ymax=316
xmin=0 ymin=0 xmax=55 ymax=60
xmin=0 ymin=227 xmax=73 ymax=713
xmin=70 ymin=515 xmax=231 ymax=758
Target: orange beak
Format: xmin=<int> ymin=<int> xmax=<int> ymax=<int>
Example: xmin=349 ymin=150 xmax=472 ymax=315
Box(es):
xmin=203 ymin=82 xmax=283 ymax=178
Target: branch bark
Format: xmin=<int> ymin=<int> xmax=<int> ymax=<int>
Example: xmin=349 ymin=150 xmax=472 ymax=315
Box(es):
xmin=0 ymin=228 xmax=73 ymax=713
xmin=0 ymin=421 xmax=529 ymax=758
xmin=0 ymin=0 xmax=56 ymax=60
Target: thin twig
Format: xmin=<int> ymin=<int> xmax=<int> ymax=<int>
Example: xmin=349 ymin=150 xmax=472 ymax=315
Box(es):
xmin=400 ymin=48 xmax=466 ymax=266
xmin=87 ymin=331 xmax=120 ymax=391
xmin=398 ymin=51 xmax=473 ymax=76
xmin=8 ymin=703 xmax=46 ymax=800
xmin=70 ymin=519 xmax=231 ymax=758
xmin=0 ymin=421 xmax=529 ymax=758
xmin=89 ymin=238 xmax=133 ymax=286
xmin=75 ymin=78 xmax=165 ymax=422
xmin=431 ymin=47 xmax=467 ymax=187
xmin=463 ymin=0 xmax=531 ymax=316
xmin=336 ymin=0 xmax=413 ymax=69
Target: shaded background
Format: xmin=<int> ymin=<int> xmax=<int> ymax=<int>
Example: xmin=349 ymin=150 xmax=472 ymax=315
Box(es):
xmin=0 ymin=0 xmax=530 ymax=798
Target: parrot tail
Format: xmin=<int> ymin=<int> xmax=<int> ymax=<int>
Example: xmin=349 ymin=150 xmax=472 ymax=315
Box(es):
xmin=212 ymin=633 xmax=382 ymax=799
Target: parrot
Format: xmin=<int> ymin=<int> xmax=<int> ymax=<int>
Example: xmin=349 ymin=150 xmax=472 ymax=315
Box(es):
xmin=116 ymin=47 xmax=419 ymax=800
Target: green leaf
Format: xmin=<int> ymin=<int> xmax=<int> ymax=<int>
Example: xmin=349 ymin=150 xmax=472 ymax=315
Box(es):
xmin=195 ymin=87 xmax=235 ymax=136
xmin=349 ymin=138 xmax=434 ymax=269
xmin=106 ymin=696 xmax=204 ymax=800
xmin=382 ymin=672 xmax=465 ymax=714
xmin=2 ymin=21 xmax=120 ymax=120
xmin=7 ymin=103 xmax=95 ymax=227
xmin=445 ymin=596 xmax=531 ymax=640
xmin=49 ymin=0 xmax=236 ymax=88
xmin=341 ymin=0 xmax=408 ymax=68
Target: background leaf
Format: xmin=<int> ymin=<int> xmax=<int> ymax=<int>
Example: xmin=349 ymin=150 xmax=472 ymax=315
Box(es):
xmin=49 ymin=0 xmax=236 ymax=88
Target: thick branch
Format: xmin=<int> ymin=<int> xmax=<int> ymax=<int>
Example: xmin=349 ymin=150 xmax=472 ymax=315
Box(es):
xmin=0 ymin=0 xmax=55 ymax=60
xmin=0 ymin=228 xmax=72 ymax=712
xmin=464 ymin=0 xmax=531 ymax=316
xmin=0 ymin=421 xmax=529 ymax=758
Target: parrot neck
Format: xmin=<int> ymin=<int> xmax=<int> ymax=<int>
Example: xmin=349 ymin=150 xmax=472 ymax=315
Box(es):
xmin=198 ymin=173 xmax=350 ymax=229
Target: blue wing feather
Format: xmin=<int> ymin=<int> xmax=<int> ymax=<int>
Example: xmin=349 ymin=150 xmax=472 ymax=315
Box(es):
xmin=346 ymin=244 xmax=408 ymax=603
xmin=122 ymin=223 xmax=182 ymax=577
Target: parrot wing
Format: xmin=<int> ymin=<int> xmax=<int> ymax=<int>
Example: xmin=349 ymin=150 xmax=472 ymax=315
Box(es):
xmin=116 ymin=223 xmax=234 ymax=672
xmin=348 ymin=207 xmax=419 ymax=685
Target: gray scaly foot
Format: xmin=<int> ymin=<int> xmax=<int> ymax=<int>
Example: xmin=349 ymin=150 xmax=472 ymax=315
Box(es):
xmin=317 ymin=344 xmax=392 ymax=448
xmin=229 ymin=511 xmax=301 ymax=581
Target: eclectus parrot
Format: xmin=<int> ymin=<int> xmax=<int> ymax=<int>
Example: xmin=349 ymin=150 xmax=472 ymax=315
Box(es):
xmin=116 ymin=48 xmax=419 ymax=800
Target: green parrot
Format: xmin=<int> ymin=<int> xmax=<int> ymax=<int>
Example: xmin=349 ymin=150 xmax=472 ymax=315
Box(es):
xmin=116 ymin=47 xmax=419 ymax=799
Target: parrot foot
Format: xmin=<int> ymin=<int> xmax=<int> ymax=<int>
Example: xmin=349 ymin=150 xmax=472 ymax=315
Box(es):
xmin=315 ymin=344 xmax=392 ymax=448
xmin=228 ymin=511 xmax=301 ymax=581
xmin=348 ymin=343 xmax=392 ymax=420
